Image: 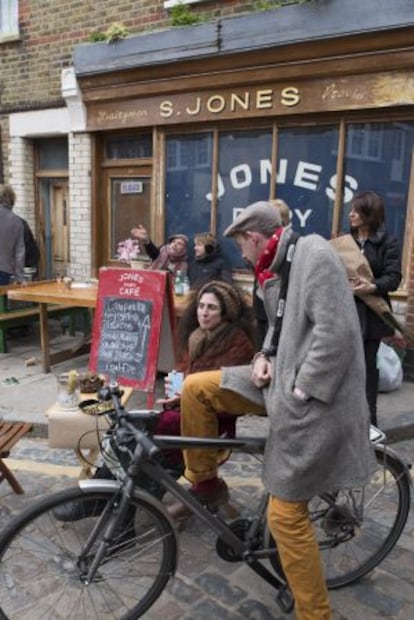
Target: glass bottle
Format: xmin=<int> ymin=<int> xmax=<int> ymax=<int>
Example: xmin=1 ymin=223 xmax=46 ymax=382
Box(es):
xmin=174 ymin=270 xmax=183 ymax=296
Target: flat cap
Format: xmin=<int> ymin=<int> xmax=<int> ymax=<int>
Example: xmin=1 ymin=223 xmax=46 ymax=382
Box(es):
xmin=223 ymin=201 xmax=282 ymax=237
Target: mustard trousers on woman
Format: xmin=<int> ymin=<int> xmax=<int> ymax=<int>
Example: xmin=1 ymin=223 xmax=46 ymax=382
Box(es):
xmin=180 ymin=369 xmax=332 ymax=620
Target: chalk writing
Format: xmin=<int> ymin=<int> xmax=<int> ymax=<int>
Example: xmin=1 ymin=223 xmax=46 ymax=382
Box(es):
xmin=97 ymin=297 xmax=152 ymax=380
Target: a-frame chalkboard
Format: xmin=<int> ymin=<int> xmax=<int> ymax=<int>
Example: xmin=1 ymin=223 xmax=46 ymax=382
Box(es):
xmin=89 ymin=268 xmax=177 ymax=405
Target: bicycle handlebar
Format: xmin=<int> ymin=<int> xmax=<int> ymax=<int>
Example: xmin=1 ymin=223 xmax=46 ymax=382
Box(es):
xmin=98 ymin=382 xmax=160 ymax=459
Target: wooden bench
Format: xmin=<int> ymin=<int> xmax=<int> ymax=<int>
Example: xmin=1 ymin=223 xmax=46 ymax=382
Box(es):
xmin=0 ymin=421 xmax=33 ymax=494
xmin=0 ymin=283 xmax=91 ymax=354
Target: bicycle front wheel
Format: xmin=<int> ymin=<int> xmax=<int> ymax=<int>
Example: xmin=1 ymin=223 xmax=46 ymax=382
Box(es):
xmin=0 ymin=486 xmax=177 ymax=619
xmin=311 ymin=445 xmax=411 ymax=589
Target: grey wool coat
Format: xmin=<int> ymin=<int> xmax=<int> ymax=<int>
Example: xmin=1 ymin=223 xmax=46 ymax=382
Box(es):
xmin=221 ymin=231 xmax=376 ymax=501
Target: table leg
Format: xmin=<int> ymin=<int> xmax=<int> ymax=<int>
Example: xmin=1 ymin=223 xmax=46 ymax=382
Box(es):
xmin=39 ymin=303 xmax=51 ymax=373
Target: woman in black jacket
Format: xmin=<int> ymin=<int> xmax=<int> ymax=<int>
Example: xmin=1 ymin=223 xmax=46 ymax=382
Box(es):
xmin=349 ymin=191 xmax=402 ymax=426
xmin=188 ymin=232 xmax=232 ymax=289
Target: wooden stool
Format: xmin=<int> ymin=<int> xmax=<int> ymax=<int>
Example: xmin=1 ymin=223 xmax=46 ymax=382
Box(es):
xmin=0 ymin=421 xmax=33 ymax=494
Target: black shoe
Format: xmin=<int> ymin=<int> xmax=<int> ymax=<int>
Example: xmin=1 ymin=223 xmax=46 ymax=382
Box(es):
xmin=53 ymin=497 xmax=107 ymax=522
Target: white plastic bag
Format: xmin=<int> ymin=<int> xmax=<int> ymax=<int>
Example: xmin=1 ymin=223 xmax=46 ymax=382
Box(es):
xmin=377 ymin=342 xmax=403 ymax=392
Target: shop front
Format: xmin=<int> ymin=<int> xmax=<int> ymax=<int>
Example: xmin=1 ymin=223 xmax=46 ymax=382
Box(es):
xmin=73 ymin=4 xmax=414 ymax=338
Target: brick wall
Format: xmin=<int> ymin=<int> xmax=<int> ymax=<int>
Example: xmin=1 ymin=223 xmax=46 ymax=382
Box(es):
xmin=9 ymin=136 xmax=35 ymax=227
xmin=68 ymin=132 xmax=92 ymax=279
xmin=0 ymin=0 xmax=256 ymax=113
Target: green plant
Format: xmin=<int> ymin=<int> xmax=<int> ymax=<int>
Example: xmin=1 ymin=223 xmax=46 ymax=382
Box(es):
xmin=169 ymin=3 xmax=202 ymax=27
xmin=252 ymin=0 xmax=313 ymax=10
xmin=88 ymin=31 xmax=106 ymax=43
xmin=104 ymin=22 xmax=130 ymax=44
xmin=87 ymin=22 xmax=130 ymax=44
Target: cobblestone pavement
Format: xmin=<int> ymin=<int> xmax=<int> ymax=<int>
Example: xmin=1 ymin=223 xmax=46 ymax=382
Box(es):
xmin=1 ymin=428 xmax=413 ymax=620
xmin=1 ymin=330 xmax=413 ymax=618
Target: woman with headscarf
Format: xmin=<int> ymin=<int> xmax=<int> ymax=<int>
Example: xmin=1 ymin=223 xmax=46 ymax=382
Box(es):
xmin=131 ymin=225 xmax=188 ymax=276
xmin=157 ymin=280 xmax=256 ymax=440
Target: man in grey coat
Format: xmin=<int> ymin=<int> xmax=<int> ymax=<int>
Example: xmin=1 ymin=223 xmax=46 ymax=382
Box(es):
xmin=178 ymin=201 xmax=375 ymax=620
xmin=0 ymin=185 xmax=25 ymax=284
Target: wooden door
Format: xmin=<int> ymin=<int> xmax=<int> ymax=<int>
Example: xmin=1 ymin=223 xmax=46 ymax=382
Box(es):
xmin=51 ymin=180 xmax=70 ymax=276
xmin=98 ymin=168 xmax=152 ymax=267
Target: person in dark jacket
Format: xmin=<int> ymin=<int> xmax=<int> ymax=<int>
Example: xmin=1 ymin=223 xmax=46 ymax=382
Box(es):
xmin=19 ymin=216 xmax=40 ymax=271
xmin=0 ymin=185 xmax=25 ymax=284
xmin=349 ymin=190 xmax=402 ymax=426
xmin=188 ymin=232 xmax=232 ymax=289
xmin=131 ymin=225 xmax=188 ymax=276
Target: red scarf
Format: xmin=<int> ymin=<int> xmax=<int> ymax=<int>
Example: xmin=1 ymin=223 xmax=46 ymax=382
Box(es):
xmin=254 ymin=227 xmax=283 ymax=287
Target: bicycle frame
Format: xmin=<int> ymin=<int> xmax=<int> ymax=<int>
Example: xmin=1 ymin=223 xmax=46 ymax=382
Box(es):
xmin=79 ymin=432 xmax=288 ymax=595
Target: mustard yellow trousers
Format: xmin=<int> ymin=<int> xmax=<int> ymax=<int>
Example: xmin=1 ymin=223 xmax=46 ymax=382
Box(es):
xmin=180 ymin=369 xmax=332 ymax=620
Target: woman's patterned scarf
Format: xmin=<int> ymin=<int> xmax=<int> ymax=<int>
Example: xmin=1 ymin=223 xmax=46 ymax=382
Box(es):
xmin=254 ymin=227 xmax=283 ymax=287
xmin=152 ymin=242 xmax=188 ymax=273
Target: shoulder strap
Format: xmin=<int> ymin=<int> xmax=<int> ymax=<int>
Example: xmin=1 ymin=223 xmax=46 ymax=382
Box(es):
xmin=263 ymin=232 xmax=300 ymax=357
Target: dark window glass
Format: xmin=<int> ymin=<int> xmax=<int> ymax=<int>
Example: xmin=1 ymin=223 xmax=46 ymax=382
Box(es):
xmin=217 ymin=130 xmax=273 ymax=269
xmin=341 ymin=121 xmax=414 ymax=248
xmin=37 ymin=138 xmax=68 ymax=170
xmin=275 ymin=126 xmax=339 ymax=239
xmin=105 ymin=135 xmax=152 ymax=159
xmin=165 ymin=133 xmax=213 ymax=245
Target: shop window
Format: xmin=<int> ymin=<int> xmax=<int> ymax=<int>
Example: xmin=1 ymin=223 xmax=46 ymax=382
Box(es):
xmin=36 ymin=138 xmax=68 ymax=170
xmin=167 ymin=137 xmax=210 ymax=170
xmin=346 ymin=123 xmax=384 ymax=161
xmin=341 ymin=121 xmax=414 ymax=248
xmin=105 ymin=135 xmax=152 ymax=159
xmin=0 ymin=0 xmax=18 ymax=38
xmin=390 ymin=125 xmax=406 ymax=182
xmin=165 ymin=133 xmax=213 ymax=243
xmin=216 ymin=129 xmax=273 ymax=269
xmin=276 ymin=126 xmax=339 ymax=240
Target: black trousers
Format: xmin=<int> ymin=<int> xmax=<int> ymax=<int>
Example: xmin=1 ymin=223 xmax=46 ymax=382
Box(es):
xmin=364 ymin=339 xmax=381 ymax=427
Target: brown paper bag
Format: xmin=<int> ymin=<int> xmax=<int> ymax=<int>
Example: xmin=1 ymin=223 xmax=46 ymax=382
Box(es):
xmin=330 ymin=234 xmax=409 ymax=339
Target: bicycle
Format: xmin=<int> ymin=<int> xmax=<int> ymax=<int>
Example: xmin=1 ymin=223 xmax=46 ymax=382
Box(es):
xmin=0 ymin=382 xmax=411 ymax=619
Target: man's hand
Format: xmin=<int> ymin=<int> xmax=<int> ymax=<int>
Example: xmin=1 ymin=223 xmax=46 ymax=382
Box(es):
xmin=251 ymin=354 xmax=272 ymax=388
xmin=351 ymin=277 xmax=376 ymax=295
xmin=131 ymin=225 xmax=149 ymax=243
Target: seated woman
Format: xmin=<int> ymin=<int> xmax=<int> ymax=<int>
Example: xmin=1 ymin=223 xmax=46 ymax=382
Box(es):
xmin=188 ymin=232 xmax=232 ymax=289
xmin=131 ymin=225 xmax=188 ymax=276
xmin=156 ymin=279 xmax=256 ymax=441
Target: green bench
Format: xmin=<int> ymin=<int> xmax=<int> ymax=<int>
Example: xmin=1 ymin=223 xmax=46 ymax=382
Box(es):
xmin=0 ymin=284 xmax=90 ymax=354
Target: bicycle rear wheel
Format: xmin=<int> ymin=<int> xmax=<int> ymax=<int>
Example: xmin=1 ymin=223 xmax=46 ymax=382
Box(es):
xmin=311 ymin=445 xmax=411 ymax=588
xmin=0 ymin=486 xmax=177 ymax=619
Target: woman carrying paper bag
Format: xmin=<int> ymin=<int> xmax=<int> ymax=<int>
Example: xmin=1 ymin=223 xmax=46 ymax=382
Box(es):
xmin=331 ymin=191 xmax=402 ymax=426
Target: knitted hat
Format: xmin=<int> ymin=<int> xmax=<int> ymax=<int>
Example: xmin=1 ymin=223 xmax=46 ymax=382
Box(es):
xmin=197 ymin=280 xmax=242 ymax=322
xmin=223 ymin=201 xmax=282 ymax=237
xmin=168 ymin=233 xmax=189 ymax=245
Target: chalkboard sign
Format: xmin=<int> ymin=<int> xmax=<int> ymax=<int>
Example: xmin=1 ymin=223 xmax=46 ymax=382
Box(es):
xmin=97 ymin=297 xmax=152 ymax=381
xmin=89 ymin=268 xmax=176 ymax=399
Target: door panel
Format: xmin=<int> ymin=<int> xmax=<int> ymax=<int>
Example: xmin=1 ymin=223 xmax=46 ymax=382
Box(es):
xmin=100 ymin=168 xmax=152 ymax=267
xmin=38 ymin=178 xmax=69 ymax=278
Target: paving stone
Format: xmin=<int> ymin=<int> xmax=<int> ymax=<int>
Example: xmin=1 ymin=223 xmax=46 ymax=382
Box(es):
xmin=238 ymin=598 xmax=286 ymax=620
xmin=195 ymin=572 xmax=247 ymax=605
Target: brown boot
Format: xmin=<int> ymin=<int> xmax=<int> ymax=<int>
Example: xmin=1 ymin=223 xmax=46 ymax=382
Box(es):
xmin=167 ymin=478 xmax=230 ymax=523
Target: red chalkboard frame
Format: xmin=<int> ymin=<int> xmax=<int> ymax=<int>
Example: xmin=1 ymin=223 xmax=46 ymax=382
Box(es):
xmin=89 ymin=267 xmax=176 ymax=402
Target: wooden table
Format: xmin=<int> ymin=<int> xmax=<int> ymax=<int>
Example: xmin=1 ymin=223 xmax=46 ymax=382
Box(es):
xmin=8 ymin=281 xmax=190 ymax=373
xmin=8 ymin=281 xmax=98 ymax=373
